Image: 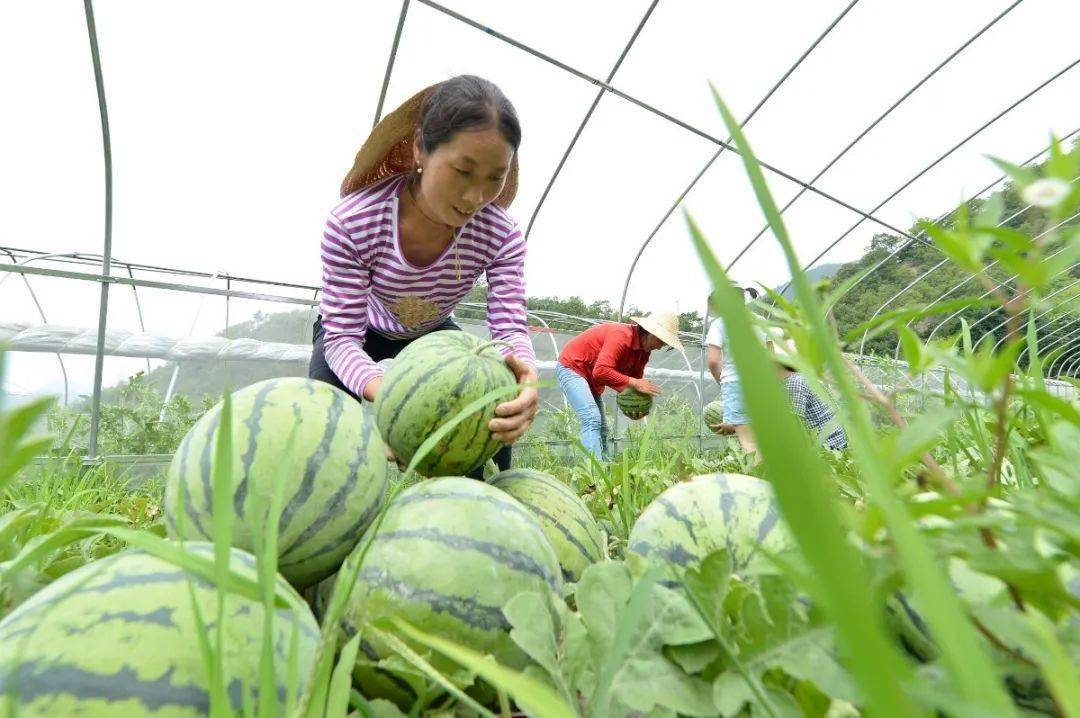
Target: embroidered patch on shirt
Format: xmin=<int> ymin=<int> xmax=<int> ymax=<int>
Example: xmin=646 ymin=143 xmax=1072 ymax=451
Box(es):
xmin=389 ymin=296 xmax=441 ymax=328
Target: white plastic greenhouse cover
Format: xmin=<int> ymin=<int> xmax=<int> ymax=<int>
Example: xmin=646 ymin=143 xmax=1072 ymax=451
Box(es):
xmin=2 ymin=1 xmax=1079 ymax=418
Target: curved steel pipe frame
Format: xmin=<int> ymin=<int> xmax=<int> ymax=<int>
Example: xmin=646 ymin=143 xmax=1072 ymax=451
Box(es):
xmin=83 ymin=0 xmax=114 ymax=461
xmin=525 ymin=0 xmax=660 ymax=240
xmin=854 ymin=142 xmax=1080 ymax=354
xmin=418 ymin=0 xmax=932 ymax=248
xmin=987 ymin=278 xmax=1080 ymax=354
xmin=617 ymin=0 xmax=862 ymax=318
xmin=908 ymin=209 xmax=1080 ymax=358
xmin=728 ymin=0 xmax=1025 ymax=274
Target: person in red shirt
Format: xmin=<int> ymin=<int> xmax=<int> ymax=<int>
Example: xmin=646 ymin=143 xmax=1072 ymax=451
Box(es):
xmin=556 ymin=310 xmax=684 ymax=460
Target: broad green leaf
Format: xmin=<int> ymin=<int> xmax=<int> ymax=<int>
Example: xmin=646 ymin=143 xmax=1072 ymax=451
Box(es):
xmin=887 ymin=408 xmax=960 ymax=473
xmin=578 ymin=562 xmax=714 ymax=717
xmin=988 ymin=156 xmax=1036 ymax=187
xmin=1045 ymin=133 xmax=1078 ymax=182
xmin=974 ymin=606 xmax=1080 ymax=715
xmin=504 ymin=590 xmax=588 ymax=706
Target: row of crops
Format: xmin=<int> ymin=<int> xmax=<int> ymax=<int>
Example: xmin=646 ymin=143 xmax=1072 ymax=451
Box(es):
xmin=1 ymin=116 xmax=1079 ymax=717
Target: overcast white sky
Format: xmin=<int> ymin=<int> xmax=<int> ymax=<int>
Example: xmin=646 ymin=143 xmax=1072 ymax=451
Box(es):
xmin=2 ymin=0 xmax=1078 ymax=399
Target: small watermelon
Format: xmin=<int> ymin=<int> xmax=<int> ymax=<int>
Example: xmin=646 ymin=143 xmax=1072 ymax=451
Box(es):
xmin=374 ymin=331 xmax=517 ymax=477
xmin=164 ymin=377 xmax=389 ymax=588
xmin=627 ymin=473 xmax=792 ymax=580
xmin=488 ymin=468 xmax=605 ymax=582
xmin=616 ymin=387 xmax=653 ymax=418
xmin=0 ymin=543 xmax=319 ymax=717
xmin=703 ymin=400 xmax=724 ymax=426
xmin=342 ymin=477 xmax=561 ymax=700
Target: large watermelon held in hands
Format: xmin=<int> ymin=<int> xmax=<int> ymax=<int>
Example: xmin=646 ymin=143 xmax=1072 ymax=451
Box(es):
xmin=488 ymin=468 xmax=605 ymax=582
xmin=627 ymin=473 xmax=793 ymax=581
xmin=0 ymin=543 xmax=319 ymax=717
xmin=703 ymin=400 xmax=724 ymax=426
xmin=164 ymin=377 xmax=389 ymax=588
xmin=342 ymin=477 xmax=561 ymax=701
xmin=374 ymin=331 xmax=517 ymax=477
xmin=616 ymin=387 xmax=653 ymax=418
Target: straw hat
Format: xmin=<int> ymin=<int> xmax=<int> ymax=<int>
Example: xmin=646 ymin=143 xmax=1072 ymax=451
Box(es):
xmin=630 ymin=310 xmax=684 ymax=352
xmin=340 ymin=84 xmax=519 ymax=207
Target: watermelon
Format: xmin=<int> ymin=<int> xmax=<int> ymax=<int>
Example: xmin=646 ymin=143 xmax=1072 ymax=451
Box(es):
xmin=616 ymin=387 xmax=653 ymax=418
xmin=342 ymin=477 xmax=561 ymax=699
xmin=0 ymin=543 xmax=319 ymax=717
xmin=703 ymin=400 xmax=724 ymax=426
xmin=164 ymin=377 xmax=389 ymax=588
xmin=374 ymin=331 xmax=517 ymax=477
xmin=627 ymin=473 xmax=792 ymax=580
xmin=488 ymin=468 xmax=605 ymax=582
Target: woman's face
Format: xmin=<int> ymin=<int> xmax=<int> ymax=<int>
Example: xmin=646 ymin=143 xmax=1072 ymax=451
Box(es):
xmin=414 ymin=127 xmax=514 ymax=227
xmin=642 ymin=333 xmax=667 ymax=351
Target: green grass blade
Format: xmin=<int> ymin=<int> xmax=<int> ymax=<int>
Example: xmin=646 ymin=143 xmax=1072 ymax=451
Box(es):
xmin=386 ymin=618 xmax=577 ymax=718
xmin=325 ymin=632 xmax=362 ymax=718
xmin=368 ymin=623 xmax=495 ymax=718
xmin=403 ymin=380 xmax=550 ymax=481
xmin=211 ymin=389 xmax=235 ymax=714
xmin=706 ymin=83 xmax=1016 ymax=715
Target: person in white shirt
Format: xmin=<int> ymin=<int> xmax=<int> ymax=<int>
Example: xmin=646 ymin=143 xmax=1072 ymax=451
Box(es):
xmin=705 ymin=286 xmax=760 ymax=454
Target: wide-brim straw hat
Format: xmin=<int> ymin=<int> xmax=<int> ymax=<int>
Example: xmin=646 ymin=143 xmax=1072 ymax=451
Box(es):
xmin=630 ymin=310 xmax=684 ymax=353
xmin=340 ymin=84 xmax=519 ymax=207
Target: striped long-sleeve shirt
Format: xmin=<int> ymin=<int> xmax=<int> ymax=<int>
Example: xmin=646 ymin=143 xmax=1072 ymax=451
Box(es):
xmin=319 ymin=174 xmax=535 ymax=397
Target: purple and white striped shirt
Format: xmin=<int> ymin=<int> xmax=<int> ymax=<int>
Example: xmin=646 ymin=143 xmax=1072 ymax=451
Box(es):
xmin=319 ymin=174 xmax=535 ymax=397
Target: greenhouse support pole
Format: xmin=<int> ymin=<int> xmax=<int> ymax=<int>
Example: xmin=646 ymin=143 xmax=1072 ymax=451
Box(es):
xmin=84 ymin=0 xmax=114 ymax=463
xmin=698 ymin=298 xmax=711 ymax=454
xmin=373 ymin=0 xmax=410 ymax=128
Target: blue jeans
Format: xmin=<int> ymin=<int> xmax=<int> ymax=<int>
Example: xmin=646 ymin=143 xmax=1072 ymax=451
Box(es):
xmin=556 ymin=363 xmax=608 ymax=461
xmin=721 ymin=380 xmax=750 ymax=425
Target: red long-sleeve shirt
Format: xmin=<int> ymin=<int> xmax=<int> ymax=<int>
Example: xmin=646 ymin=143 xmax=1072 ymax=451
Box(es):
xmin=558 ymin=322 xmax=651 ymax=396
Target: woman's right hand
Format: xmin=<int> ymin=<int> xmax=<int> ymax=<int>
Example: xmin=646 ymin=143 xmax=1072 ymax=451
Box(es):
xmin=629 ymin=378 xmax=662 ymax=396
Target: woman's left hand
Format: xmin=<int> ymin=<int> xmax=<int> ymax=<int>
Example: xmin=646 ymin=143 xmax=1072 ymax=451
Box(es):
xmin=489 ymin=355 xmax=538 ymax=443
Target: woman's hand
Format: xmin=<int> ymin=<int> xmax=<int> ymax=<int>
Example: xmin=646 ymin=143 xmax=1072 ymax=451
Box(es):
xmin=362 ymin=376 xmax=382 ymax=402
xmin=629 ymin=378 xmax=662 ymax=396
xmin=709 ymin=422 xmax=736 ymax=435
xmin=489 ymin=355 xmax=538 ymax=443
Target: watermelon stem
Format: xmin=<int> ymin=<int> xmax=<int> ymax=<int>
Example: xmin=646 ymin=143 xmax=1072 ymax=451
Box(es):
xmin=472 ymin=339 xmax=513 ymax=355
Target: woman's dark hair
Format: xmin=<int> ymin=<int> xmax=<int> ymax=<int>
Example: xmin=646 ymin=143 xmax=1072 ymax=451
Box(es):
xmin=417 ymin=75 xmax=521 ymax=154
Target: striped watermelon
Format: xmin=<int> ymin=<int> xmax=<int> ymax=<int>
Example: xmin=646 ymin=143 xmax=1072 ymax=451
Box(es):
xmin=627 ymin=473 xmax=792 ymax=580
xmin=342 ymin=477 xmax=561 ymax=699
xmin=164 ymin=377 xmax=389 ymax=588
xmin=373 ymin=331 xmax=517 ymax=477
xmin=703 ymin=400 xmax=724 ymax=426
xmin=0 ymin=543 xmax=319 ymax=717
xmin=488 ymin=468 xmax=605 ymax=582
xmin=616 ymin=388 xmax=653 ymax=418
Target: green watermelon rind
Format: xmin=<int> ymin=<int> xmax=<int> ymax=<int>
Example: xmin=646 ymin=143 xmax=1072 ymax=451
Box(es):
xmin=164 ymin=377 xmax=390 ymax=588
xmin=627 ymin=473 xmax=792 ymax=581
xmin=488 ymin=468 xmax=606 ymax=582
xmin=616 ymin=388 xmax=653 ymax=418
xmin=343 ymin=478 xmax=562 ymax=699
xmin=373 ymin=332 xmax=516 ymax=477
xmin=0 ymin=543 xmax=319 ymax=718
